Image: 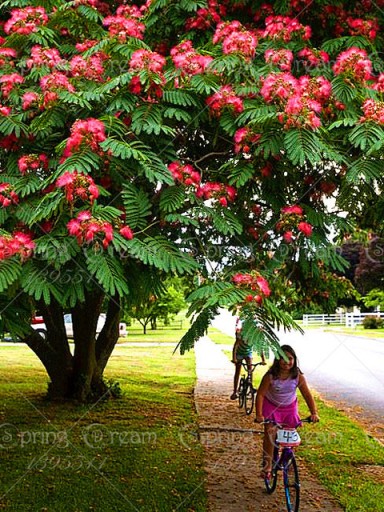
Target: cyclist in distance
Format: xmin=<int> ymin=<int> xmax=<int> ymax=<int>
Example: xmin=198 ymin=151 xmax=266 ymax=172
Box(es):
xmin=255 ymin=345 xmax=320 ymax=477
xmin=230 ymin=314 xmax=265 ymax=400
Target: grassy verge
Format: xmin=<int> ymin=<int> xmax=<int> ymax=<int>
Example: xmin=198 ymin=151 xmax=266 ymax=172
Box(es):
xmin=0 ymin=339 xmax=205 ymax=511
xmin=211 ymin=329 xmax=384 ymax=511
xmin=296 ymin=322 xmax=384 ymax=339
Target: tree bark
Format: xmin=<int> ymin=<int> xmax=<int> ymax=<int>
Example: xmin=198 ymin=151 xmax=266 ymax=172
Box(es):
xmin=25 ymin=299 xmax=73 ymax=399
xmin=71 ymin=290 xmax=104 ymax=401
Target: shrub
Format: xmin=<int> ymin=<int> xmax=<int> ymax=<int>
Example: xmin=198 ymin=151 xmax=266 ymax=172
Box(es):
xmin=362 ymin=316 xmax=383 ymax=329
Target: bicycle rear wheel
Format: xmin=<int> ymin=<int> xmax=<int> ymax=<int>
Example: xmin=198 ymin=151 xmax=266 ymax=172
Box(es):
xmin=238 ymin=377 xmax=245 ymax=408
xmin=264 ymin=447 xmax=278 ymax=494
xmin=283 ymin=455 xmax=300 ymax=512
xmin=245 ymin=383 xmax=255 ymax=415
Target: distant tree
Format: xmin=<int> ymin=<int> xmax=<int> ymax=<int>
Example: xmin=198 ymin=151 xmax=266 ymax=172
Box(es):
xmin=355 ymin=238 xmax=384 ymax=295
xmin=127 ymin=277 xmax=187 ymax=333
xmin=363 ymin=289 xmax=384 ymax=310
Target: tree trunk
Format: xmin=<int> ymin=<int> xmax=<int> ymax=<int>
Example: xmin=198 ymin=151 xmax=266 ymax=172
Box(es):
xmin=26 ymin=293 xmax=122 ymax=402
xmin=71 ymin=290 xmax=104 ymax=401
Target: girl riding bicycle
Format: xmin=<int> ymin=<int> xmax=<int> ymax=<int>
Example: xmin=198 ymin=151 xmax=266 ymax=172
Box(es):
xmin=230 ymin=316 xmax=265 ymax=400
xmin=255 ymin=345 xmax=319 ymax=477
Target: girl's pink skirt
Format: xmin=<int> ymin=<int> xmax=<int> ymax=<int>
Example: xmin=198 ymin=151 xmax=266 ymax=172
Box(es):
xmin=262 ymin=396 xmax=301 ymax=427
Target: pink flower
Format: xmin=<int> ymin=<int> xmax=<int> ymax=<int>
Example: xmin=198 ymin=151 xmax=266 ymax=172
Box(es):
xmin=120 ymin=225 xmax=134 ymax=239
xmin=283 ymin=231 xmax=294 ymax=243
xmin=298 ymin=221 xmax=313 ymax=237
xmin=281 ymin=205 xmax=303 ymax=215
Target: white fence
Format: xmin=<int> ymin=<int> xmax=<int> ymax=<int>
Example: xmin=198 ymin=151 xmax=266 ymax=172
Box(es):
xmin=302 ymin=312 xmax=384 ymax=327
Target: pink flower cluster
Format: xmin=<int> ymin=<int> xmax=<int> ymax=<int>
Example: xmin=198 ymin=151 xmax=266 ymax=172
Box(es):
xmin=297 ymin=48 xmax=329 ymax=68
xmin=0 ymin=231 xmax=35 ymax=261
xmin=67 ymin=210 xmax=133 ymax=249
xmin=170 ymin=41 xmax=213 ymax=77
xmin=372 ymin=74 xmax=384 ymax=92
xmin=70 ymin=54 xmax=106 ymax=82
xmin=103 ymin=5 xmax=145 ymax=42
xmin=129 ymin=49 xmax=166 ymax=73
xmin=63 ymin=118 xmax=106 ymax=157
xmin=261 ymin=73 xmax=332 ymax=130
xmin=260 ymin=72 xmax=298 ymax=104
xmin=0 ymin=105 xmax=11 ymax=116
xmin=196 ymin=182 xmax=236 ymax=207
xmin=56 ymin=171 xmax=99 ymax=204
xmin=347 ymin=17 xmax=378 ymax=40
xmin=40 ymin=72 xmax=75 ymax=106
xmin=276 ymin=205 xmax=313 ymax=243
xmin=129 ymin=49 xmax=166 ymax=98
xmin=360 ymin=99 xmax=384 ymax=124
xmin=213 ymin=21 xmax=257 ymax=60
xmin=232 ymin=271 xmax=271 ymax=305
xmin=262 ymin=15 xmax=311 ymax=42
xmin=67 ymin=211 xmax=114 ymax=249
xmin=22 ymin=91 xmax=39 ymax=110
xmin=206 ymin=85 xmax=243 ymax=116
xmin=0 ymin=183 xmax=19 ymax=207
xmin=168 ymin=161 xmax=201 ymax=187
xmin=333 ymin=47 xmax=373 ymax=83
xmin=0 ymin=73 xmax=24 ymax=97
xmin=0 ymin=48 xmax=17 ymax=67
xmin=4 ymin=7 xmax=48 ymax=35
xmin=185 ymin=1 xmax=224 ymax=31
xmin=18 ymin=154 xmax=49 ymax=175
xmin=265 ymin=49 xmax=294 ymax=71
xmin=26 ymin=46 xmax=63 ymax=69
xmin=234 ymin=127 xmax=261 ymax=154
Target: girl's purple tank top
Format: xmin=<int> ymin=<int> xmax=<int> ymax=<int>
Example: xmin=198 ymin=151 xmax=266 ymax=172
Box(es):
xmin=265 ymin=374 xmax=299 ymax=406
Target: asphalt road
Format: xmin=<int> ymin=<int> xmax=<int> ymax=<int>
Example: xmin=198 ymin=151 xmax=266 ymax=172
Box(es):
xmin=212 ymin=309 xmax=384 ymax=424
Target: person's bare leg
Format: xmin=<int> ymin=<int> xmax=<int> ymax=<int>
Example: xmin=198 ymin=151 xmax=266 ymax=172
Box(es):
xmin=230 ymin=361 xmax=241 ymax=399
xmin=262 ymin=424 xmax=276 ymax=475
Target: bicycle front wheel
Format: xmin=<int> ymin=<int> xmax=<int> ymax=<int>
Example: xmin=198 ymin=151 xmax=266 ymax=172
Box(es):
xmin=238 ymin=378 xmax=245 ymax=408
xmin=245 ymin=383 xmax=255 ymax=415
xmin=264 ymin=447 xmax=278 ymax=494
xmin=283 ymin=455 xmax=300 ymax=512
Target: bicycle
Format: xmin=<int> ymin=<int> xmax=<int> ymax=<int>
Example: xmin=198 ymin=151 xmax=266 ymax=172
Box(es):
xmin=237 ymin=361 xmax=264 ymax=415
xmin=262 ymin=418 xmax=313 ymax=512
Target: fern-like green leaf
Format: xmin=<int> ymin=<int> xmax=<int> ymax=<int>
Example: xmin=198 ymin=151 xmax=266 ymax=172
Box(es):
xmin=176 ymin=307 xmax=218 ymax=354
xmin=347 ymin=157 xmax=384 ymax=183
xmin=160 ymin=186 xmax=185 ymax=213
xmin=199 ymin=206 xmax=243 ymax=235
xmin=121 ymin=183 xmax=152 ymax=229
xmin=126 ymin=236 xmax=199 ymax=274
xmin=57 ymin=150 xmax=102 ymax=174
xmin=0 ymin=260 xmax=22 ymax=292
xmin=284 ymin=129 xmax=323 ymax=166
xmin=163 ymin=90 xmax=200 ymax=107
xmin=86 ymin=252 xmax=129 ymax=296
xmin=0 ymin=114 xmax=28 ymax=138
xmin=164 ymin=213 xmax=199 ymax=227
xmin=348 ymin=123 xmax=384 ymax=151
xmin=227 ymin=163 xmax=255 ymax=187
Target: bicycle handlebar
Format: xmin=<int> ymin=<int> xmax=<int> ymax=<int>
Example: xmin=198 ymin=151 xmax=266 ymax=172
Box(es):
xmin=240 ymin=361 xmax=265 ymax=372
xmin=261 ymin=416 xmax=315 ymax=428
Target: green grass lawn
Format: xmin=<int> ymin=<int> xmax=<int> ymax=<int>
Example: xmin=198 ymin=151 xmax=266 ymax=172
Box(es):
xmin=0 ymin=340 xmax=205 ymax=512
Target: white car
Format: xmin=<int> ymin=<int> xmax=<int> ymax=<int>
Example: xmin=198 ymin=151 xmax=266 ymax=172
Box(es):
xmin=32 ymin=314 xmax=127 ymax=338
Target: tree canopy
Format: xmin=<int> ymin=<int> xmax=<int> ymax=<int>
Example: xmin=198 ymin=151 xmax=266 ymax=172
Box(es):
xmin=0 ymin=0 xmax=383 ymax=399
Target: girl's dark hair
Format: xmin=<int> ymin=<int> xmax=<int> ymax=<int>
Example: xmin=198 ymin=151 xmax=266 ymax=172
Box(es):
xmin=269 ymin=345 xmax=301 ymax=379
